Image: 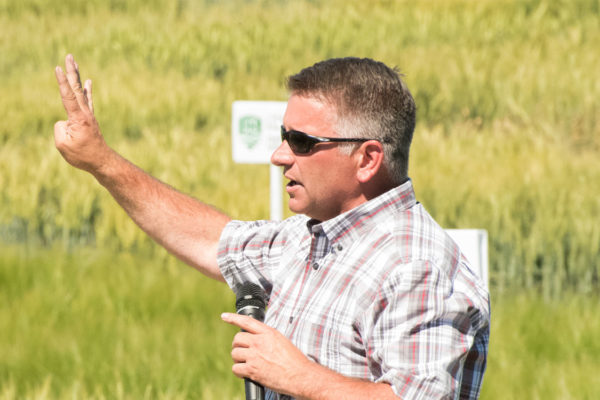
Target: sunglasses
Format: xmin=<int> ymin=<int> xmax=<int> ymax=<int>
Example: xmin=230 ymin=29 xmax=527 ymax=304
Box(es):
xmin=280 ymin=125 xmax=377 ymax=154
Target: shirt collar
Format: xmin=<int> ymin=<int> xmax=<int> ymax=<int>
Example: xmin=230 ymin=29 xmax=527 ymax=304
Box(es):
xmin=306 ymin=178 xmax=417 ymax=243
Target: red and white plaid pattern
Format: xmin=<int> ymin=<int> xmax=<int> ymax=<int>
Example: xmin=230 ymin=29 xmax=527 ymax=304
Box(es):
xmin=218 ymin=180 xmax=490 ymax=399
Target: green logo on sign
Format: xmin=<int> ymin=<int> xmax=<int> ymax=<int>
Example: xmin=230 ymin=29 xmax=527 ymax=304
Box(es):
xmin=239 ymin=116 xmax=261 ymax=149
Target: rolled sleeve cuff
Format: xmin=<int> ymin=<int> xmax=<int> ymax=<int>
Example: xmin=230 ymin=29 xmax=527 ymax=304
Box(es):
xmin=377 ymin=369 xmax=453 ymax=400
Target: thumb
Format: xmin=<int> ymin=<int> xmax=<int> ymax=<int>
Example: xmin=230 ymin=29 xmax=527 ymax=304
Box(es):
xmin=54 ymin=120 xmax=68 ymax=137
xmin=53 ymin=120 xmax=71 ymax=150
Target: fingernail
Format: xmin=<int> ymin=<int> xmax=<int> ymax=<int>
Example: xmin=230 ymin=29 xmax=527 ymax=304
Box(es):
xmin=221 ymin=312 xmax=232 ymax=320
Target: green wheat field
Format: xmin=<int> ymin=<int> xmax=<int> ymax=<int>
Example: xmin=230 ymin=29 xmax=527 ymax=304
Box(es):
xmin=1 ymin=0 xmax=599 ymax=398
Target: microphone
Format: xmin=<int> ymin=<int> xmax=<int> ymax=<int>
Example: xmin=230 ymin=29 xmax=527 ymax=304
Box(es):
xmin=235 ymin=282 xmax=267 ymax=400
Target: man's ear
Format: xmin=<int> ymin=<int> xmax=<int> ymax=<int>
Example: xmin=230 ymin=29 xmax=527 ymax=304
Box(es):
xmin=355 ymin=140 xmax=385 ymax=183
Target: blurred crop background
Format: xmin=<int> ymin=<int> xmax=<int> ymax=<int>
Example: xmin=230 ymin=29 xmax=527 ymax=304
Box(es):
xmin=1 ymin=0 xmax=599 ymax=398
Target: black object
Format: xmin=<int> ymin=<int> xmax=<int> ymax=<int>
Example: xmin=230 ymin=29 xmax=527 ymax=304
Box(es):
xmin=281 ymin=125 xmax=376 ymax=154
xmin=235 ymin=282 xmax=267 ymax=400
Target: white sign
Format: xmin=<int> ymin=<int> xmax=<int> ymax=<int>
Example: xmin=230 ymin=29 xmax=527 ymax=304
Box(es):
xmin=445 ymin=229 xmax=489 ymax=289
xmin=232 ymin=100 xmax=288 ymax=220
xmin=231 ymin=101 xmax=287 ymax=164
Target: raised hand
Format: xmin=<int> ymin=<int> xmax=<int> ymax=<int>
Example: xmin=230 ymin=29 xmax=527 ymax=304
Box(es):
xmin=54 ymin=54 xmax=111 ymax=174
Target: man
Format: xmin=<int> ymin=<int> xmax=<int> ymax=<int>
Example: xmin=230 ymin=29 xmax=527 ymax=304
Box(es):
xmin=55 ymin=55 xmax=490 ymax=399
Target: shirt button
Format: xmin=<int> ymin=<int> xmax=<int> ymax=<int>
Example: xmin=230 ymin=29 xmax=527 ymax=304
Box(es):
xmin=312 ymin=262 xmax=319 ymax=270
xmin=336 ymin=244 xmax=343 ymax=251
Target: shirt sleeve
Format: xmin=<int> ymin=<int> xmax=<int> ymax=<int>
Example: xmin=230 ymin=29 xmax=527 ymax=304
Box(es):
xmin=364 ymin=259 xmax=489 ymax=400
xmin=217 ymin=218 xmax=295 ymax=297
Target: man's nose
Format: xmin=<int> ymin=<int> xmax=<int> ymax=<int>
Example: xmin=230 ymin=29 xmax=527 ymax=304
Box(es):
xmin=270 ymin=139 xmax=294 ymax=166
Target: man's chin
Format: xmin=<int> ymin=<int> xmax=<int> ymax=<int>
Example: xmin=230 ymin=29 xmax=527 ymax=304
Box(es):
xmin=287 ymin=199 xmax=305 ymax=215
xmin=289 ymin=197 xmax=319 ymax=217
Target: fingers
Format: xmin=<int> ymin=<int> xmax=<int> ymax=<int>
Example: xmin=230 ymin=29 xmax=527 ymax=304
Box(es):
xmin=55 ymin=66 xmax=81 ymax=117
xmin=55 ymin=54 xmax=90 ymax=119
xmin=221 ymin=312 xmax=268 ymax=334
xmin=65 ymin=54 xmax=89 ymax=113
xmin=231 ymin=343 xmax=251 ymax=362
xmin=231 ymin=348 xmax=254 ymax=379
xmin=231 ymin=331 xmax=256 ymax=350
xmin=84 ymin=79 xmax=94 ymax=114
xmin=230 ymin=334 xmax=260 ymax=380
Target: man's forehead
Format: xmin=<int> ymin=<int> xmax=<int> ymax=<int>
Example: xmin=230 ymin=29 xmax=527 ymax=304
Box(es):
xmin=283 ymin=94 xmax=338 ymax=131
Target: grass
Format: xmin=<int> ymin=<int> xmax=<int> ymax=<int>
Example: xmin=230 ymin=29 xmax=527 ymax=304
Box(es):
xmin=2 ymin=246 xmax=600 ymax=399
xmin=483 ymin=293 xmax=600 ymax=399
xmin=0 ymin=245 xmax=241 ymax=399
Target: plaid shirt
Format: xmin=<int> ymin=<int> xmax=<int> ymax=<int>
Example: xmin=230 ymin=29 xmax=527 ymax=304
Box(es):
xmin=218 ymin=180 xmax=490 ymax=399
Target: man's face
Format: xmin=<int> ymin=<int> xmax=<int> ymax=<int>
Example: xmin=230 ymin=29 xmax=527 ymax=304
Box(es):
xmin=271 ymin=94 xmax=363 ymax=221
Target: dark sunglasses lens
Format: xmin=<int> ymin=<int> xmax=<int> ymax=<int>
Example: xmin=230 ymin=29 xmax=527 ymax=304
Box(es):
xmin=281 ymin=128 xmax=315 ymax=154
xmin=289 ymin=132 xmax=313 ymax=153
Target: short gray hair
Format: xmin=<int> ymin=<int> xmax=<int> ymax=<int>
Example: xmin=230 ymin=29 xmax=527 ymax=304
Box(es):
xmin=287 ymin=57 xmax=416 ymax=185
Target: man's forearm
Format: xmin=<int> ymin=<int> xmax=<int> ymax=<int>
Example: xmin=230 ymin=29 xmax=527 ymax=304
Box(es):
xmin=54 ymin=54 xmax=231 ymax=280
xmin=92 ymin=149 xmax=230 ymax=281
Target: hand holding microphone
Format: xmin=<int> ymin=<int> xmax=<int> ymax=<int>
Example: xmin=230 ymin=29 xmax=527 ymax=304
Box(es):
xmin=222 ymin=283 xmax=314 ymax=399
